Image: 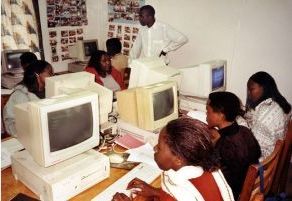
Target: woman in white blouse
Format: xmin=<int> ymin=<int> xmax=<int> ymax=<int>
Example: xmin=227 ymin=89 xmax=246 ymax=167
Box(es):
xmin=245 ymin=71 xmax=291 ymax=159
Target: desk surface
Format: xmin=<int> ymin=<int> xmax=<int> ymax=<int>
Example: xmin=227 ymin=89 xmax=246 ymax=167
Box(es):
xmin=1 ymin=164 xmax=160 ymax=201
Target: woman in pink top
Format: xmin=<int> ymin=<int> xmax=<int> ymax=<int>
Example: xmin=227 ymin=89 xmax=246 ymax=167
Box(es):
xmin=84 ymin=50 xmax=125 ymax=91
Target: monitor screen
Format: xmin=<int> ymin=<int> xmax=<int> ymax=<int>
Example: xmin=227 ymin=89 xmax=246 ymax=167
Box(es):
xmin=14 ymin=91 xmax=99 ymax=167
xmin=6 ymin=52 xmax=22 ymax=70
xmin=1 ymin=49 xmax=29 ymax=74
xmin=212 ymin=65 xmax=225 ymax=90
xmin=153 ymin=88 xmax=174 ymax=121
xmin=117 ymin=81 xmax=178 ymax=131
xmin=68 ymin=39 xmax=98 ymax=62
xmin=48 ymin=103 xmax=93 ymax=152
xmin=179 ymin=60 xmax=227 ymax=98
xmin=83 ymin=41 xmax=98 ymax=57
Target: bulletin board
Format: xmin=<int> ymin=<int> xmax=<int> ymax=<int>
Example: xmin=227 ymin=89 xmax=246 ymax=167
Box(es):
xmin=46 ymin=0 xmax=87 ymax=63
xmin=107 ymin=0 xmax=145 ymax=56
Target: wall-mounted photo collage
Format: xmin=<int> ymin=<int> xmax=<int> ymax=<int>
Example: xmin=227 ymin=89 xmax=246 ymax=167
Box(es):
xmin=107 ymin=0 xmax=144 ymax=56
xmin=47 ymin=0 xmax=88 ymax=28
xmin=107 ymin=23 xmax=139 ymax=56
xmin=49 ymin=27 xmax=84 ymax=63
xmin=46 ymin=0 xmax=87 ymax=63
xmin=108 ymin=0 xmax=145 ymax=24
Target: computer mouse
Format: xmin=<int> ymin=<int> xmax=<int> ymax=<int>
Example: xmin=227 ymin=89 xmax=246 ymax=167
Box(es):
xmin=108 ymin=153 xmax=124 ymax=163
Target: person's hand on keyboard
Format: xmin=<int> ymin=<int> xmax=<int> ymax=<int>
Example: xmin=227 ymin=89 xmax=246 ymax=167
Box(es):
xmin=126 ymin=178 xmax=160 ymax=198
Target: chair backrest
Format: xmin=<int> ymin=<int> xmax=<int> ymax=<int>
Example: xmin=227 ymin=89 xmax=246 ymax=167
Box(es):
xmin=238 ymin=140 xmax=284 ymax=201
xmin=271 ymin=119 xmax=292 ymax=194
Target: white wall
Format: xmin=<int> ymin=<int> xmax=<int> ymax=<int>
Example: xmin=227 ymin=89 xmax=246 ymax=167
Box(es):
xmin=147 ymin=0 xmax=292 ymax=104
xmin=39 ymin=0 xmax=292 ymax=103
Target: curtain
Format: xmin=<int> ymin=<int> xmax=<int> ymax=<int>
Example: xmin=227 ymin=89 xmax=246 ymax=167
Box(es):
xmin=1 ymin=0 xmax=39 ymax=52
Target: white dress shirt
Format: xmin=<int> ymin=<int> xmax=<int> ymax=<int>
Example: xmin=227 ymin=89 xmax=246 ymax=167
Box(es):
xmin=129 ymin=21 xmax=188 ymax=61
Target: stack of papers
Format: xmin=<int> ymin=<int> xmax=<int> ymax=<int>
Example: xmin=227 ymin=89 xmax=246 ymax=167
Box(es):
xmin=126 ymin=143 xmax=159 ymax=169
xmin=1 ymin=138 xmax=24 ymax=170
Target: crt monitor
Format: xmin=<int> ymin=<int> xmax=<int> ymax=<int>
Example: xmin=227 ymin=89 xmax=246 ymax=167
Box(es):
xmin=45 ymin=72 xmax=113 ymax=125
xmin=68 ymin=39 xmax=98 ymax=62
xmin=128 ymin=57 xmax=181 ymax=89
xmin=117 ymin=81 xmax=178 ymax=131
xmin=14 ymin=91 xmax=99 ymax=167
xmin=1 ymin=49 xmax=30 ymax=74
xmin=179 ymin=60 xmax=227 ymax=98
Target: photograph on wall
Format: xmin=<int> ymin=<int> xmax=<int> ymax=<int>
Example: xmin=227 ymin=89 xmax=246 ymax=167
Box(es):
xmin=77 ymin=36 xmax=83 ymax=40
xmin=48 ymin=27 xmax=84 ymax=63
xmin=107 ymin=23 xmax=139 ymax=56
xmin=46 ymin=0 xmax=88 ymax=28
xmin=108 ymin=0 xmax=145 ymax=24
xmin=61 ymin=53 xmax=70 ymax=61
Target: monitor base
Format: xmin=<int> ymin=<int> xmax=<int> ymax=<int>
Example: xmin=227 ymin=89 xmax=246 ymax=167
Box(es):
xmin=179 ymin=95 xmax=207 ymax=112
xmin=12 ymin=149 xmax=110 ymax=201
xmin=1 ymin=73 xmax=24 ymax=89
xmin=68 ymin=61 xmax=87 ymax=73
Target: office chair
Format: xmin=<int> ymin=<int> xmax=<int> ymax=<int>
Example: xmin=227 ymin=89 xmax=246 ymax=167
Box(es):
xmin=238 ymin=140 xmax=284 ymax=201
xmin=270 ymin=120 xmax=292 ymax=194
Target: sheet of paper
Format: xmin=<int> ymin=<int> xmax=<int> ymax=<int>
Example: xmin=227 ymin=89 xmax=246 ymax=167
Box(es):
xmin=2 ymin=138 xmax=24 ymax=153
xmin=186 ymin=110 xmax=207 ymax=124
xmin=126 ymin=143 xmax=159 ymax=169
xmin=1 ymin=148 xmax=11 ymax=169
xmin=1 ymin=138 xmax=24 ymax=169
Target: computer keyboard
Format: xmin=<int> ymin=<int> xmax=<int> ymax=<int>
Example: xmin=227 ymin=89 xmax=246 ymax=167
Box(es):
xmin=91 ymin=163 xmax=161 ymax=201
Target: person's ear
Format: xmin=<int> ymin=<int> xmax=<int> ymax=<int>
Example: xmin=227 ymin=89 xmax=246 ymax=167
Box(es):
xmin=174 ymin=156 xmax=184 ymax=167
xmin=219 ymin=112 xmax=226 ymax=121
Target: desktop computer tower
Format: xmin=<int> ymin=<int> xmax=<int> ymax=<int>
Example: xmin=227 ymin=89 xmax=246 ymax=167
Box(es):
xmin=12 ymin=149 xmax=110 ymax=201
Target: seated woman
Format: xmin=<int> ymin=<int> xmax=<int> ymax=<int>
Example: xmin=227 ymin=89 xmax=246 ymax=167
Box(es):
xmin=84 ymin=50 xmax=126 ymax=91
xmin=112 ymin=118 xmax=234 ymax=201
xmin=3 ymin=60 xmax=54 ymax=137
xmin=245 ymin=71 xmax=291 ymax=159
xmin=20 ymin=52 xmax=37 ymax=69
xmin=106 ymin=38 xmax=128 ymax=76
xmin=206 ymin=91 xmax=261 ymax=200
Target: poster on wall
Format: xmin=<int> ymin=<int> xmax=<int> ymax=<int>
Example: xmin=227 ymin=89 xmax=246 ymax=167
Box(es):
xmin=107 ymin=23 xmax=139 ymax=56
xmin=47 ymin=0 xmax=88 ymax=28
xmin=46 ymin=0 xmax=87 ymax=63
xmin=108 ymin=0 xmax=145 ymax=24
xmin=107 ymin=0 xmax=144 ymax=56
xmin=49 ymin=28 xmax=84 ymax=63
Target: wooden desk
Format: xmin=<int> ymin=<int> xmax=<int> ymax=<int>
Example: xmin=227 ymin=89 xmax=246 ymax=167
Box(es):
xmin=1 ymin=164 xmax=160 ymax=201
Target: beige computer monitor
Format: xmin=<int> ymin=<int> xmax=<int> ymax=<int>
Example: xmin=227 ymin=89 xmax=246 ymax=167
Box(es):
xmin=117 ymin=81 xmax=178 ymax=131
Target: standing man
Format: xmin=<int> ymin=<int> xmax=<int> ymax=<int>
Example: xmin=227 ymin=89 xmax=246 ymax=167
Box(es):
xmin=129 ymin=5 xmax=188 ymax=63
